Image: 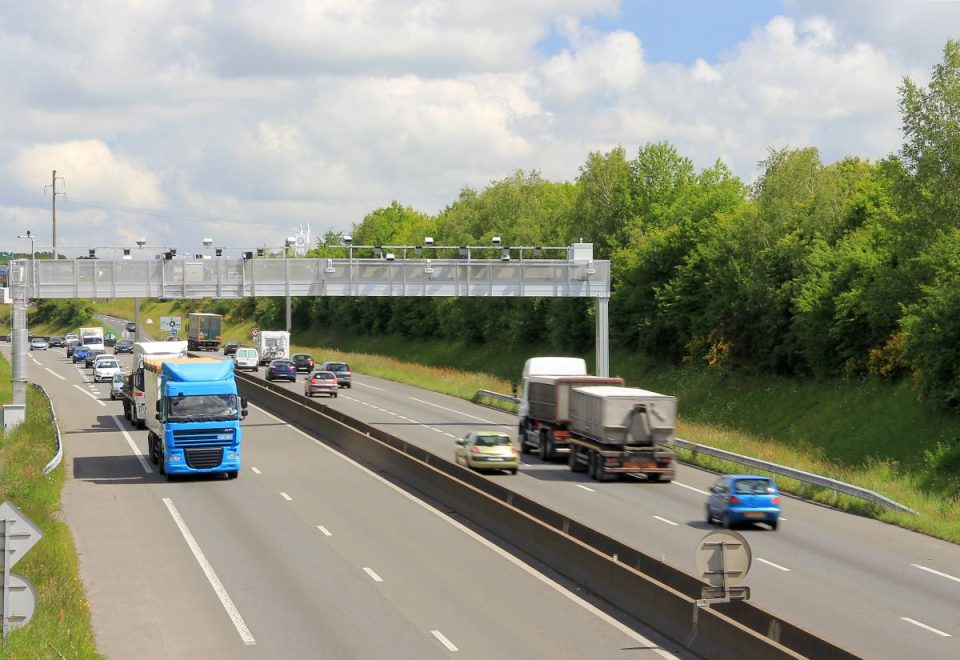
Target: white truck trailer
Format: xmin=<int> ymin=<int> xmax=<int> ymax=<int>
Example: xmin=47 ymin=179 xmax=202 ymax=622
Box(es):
xmin=78 ymin=326 xmax=105 ymax=352
xmin=124 ymin=340 xmax=188 ymax=429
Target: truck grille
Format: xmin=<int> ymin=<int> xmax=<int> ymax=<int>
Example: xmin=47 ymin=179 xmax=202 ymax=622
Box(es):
xmin=172 ymin=427 xmax=236 ymax=447
xmin=184 ymin=447 xmax=224 ymax=469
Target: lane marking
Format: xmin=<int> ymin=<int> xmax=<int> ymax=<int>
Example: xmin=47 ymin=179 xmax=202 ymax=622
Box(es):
xmin=72 ymin=384 xmax=106 ymax=407
xmin=251 ymin=467 xmax=262 ymax=475
xmin=576 ymin=485 xmax=595 ymax=493
xmin=900 ymin=617 xmax=951 ymax=637
xmin=44 ymin=367 xmax=67 ymax=380
xmin=911 ymin=563 xmax=960 ymax=584
xmin=408 ymin=397 xmax=512 ymax=429
xmin=672 ymin=481 xmax=709 ymax=496
xmin=110 ymin=415 xmax=152 ymax=474
xmin=431 ymin=630 xmax=458 ymax=652
xmin=317 ymin=525 xmax=332 ymax=537
xmin=653 ymin=515 xmax=678 ymax=526
xmin=251 ymin=403 xmax=676 ymax=658
xmin=756 ymin=557 xmax=790 ymax=572
xmin=355 ymin=381 xmax=384 ymax=391
xmin=162 ymin=498 xmax=256 ymax=645
xmin=280 ymin=492 xmax=292 ymax=501
xmin=363 ymin=567 xmax=383 ymax=582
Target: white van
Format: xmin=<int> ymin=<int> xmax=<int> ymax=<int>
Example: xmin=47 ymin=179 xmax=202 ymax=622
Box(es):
xmin=233 ymin=347 xmax=259 ymax=372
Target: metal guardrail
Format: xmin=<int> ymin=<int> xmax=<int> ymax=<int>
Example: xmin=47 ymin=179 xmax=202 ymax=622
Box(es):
xmin=33 ymin=383 xmax=64 ymax=475
xmin=477 ymin=388 xmax=916 ymax=515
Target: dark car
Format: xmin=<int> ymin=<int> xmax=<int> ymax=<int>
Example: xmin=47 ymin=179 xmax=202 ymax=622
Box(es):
xmin=223 ymin=341 xmax=240 ymax=356
xmin=266 ymin=359 xmax=297 ymax=382
xmin=291 ymin=353 xmax=315 ymax=373
xmin=48 ymin=335 xmax=64 ymax=347
xmin=125 ymin=321 xmax=137 ymax=333
xmin=706 ymin=475 xmax=781 ymax=531
xmin=84 ymin=348 xmax=106 ymax=368
xmin=66 ymin=338 xmax=81 ymax=358
xmin=113 ymin=339 xmax=134 ymax=354
xmin=72 ymin=346 xmax=90 ymax=363
xmin=318 ymin=361 xmax=351 ymax=388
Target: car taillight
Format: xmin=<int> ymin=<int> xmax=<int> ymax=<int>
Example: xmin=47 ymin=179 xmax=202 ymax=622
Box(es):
xmin=311 ymin=378 xmax=318 ymax=384
xmin=469 ymin=447 xmax=481 ymax=454
xmin=511 ymin=447 xmax=519 ymax=455
xmin=729 ymin=495 xmax=741 ymax=505
xmin=772 ymin=497 xmax=780 ymax=504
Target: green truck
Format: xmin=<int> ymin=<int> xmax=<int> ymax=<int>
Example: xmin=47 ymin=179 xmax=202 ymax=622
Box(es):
xmin=187 ymin=313 xmax=223 ymax=351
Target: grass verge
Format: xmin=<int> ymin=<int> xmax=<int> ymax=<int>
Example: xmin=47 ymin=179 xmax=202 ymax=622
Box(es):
xmin=0 ymin=354 xmax=102 ymax=659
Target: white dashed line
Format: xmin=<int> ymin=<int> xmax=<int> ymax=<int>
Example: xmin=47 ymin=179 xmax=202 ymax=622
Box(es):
xmin=44 ymin=367 xmax=66 ymax=381
xmin=317 ymin=525 xmax=332 ymax=536
xmin=409 ymin=397 xmax=512 ymax=429
xmin=653 ymin=515 xmax=678 ymax=526
xmin=251 ymin=467 xmax=262 ymax=474
xmin=672 ymin=481 xmax=709 ymax=495
xmin=280 ymin=492 xmax=292 ymax=501
xmin=432 ymin=427 xmax=444 ymax=433
xmin=354 ymin=381 xmax=384 ymax=391
xmin=72 ymin=384 xmax=106 ymax=407
xmin=363 ymin=567 xmax=383 ymax=582
xmin=901 ymin=617 xmax=951 ymax=637
xmin=162 ymin=498 xmax=256 ymax=645
xmin=576 ymin=485 xmax=595 ymax=492
xmin=431 ymin=630 xmax=458 ymax=652
xmin=911 ymin=563 xmax=960 ymax=584
xmin=110 ymin=415 xmax=152 ymax=474
xmin=756 ymin=557 xmax=791 ymax=572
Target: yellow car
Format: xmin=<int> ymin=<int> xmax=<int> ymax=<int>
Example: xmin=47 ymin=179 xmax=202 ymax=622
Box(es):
xmin=455 ymin=431 xmax=520 ymax=474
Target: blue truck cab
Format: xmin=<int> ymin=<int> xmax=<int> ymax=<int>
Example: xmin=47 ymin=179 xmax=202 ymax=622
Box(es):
xmin=144 ymin=357 xmax=247 ymax=480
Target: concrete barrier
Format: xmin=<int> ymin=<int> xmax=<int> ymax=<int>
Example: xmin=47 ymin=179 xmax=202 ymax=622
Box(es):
xmin=238 ymin=374 xmax=858 ymax=659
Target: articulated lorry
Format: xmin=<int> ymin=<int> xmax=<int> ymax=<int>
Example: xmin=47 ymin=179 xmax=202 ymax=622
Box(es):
xmin=78 ymin=326 xmax=105 ymax=352
xmin=124 ymin=341 xmax=188 ymax=429
xmin=187 ymin=313 xmax=223 ymax=351
xmin=518 ymin=357 xmax=676 ymax=481
xmin=256 ymin=330 xmax=290 ymax=365
xmin=144 ymin=357 xmax=246 ymax=480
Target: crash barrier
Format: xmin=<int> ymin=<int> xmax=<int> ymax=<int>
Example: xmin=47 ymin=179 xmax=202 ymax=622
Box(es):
xmin=475 ymin=388 xmax=914 ymax=515
xmin=239 ymin=374 xmax=858 ymax=659
xmin=23 ymin=383 xmax=64 ymax=475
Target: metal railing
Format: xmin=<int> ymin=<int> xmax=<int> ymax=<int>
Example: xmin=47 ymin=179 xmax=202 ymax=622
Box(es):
xmin=474 ymin=388 xmax=519 ymax=405
xmin=34 ymin=383 xmax=64 ymax=475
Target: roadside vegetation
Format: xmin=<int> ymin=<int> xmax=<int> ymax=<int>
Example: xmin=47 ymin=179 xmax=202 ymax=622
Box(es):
xmin=0 ymin=354 xmax=101 ymax=658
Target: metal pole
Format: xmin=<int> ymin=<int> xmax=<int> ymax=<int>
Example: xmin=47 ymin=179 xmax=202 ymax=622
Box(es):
xmin=10 ymin=262 xmax=28 ymax=407
xmin=595 ymin=295 xmax=609 ymax=377
xmin=134 ymin=297 xmax=141 ymax=342
xmin=52 ymin=169 xmax=58 ymax=260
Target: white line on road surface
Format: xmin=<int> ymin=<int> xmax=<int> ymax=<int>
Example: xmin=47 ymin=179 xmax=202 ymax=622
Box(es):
xmin=72 ymin=384 xmax=106 ymax=407
xmin=29 ymin=355 xmax=40 ymax=365
xmin=911 ymin=563 xmax=960 ymax=584
xmin=252 ymin=403 xmax=678 ymax=658
xmin=363 ymin=567 xmax=383 ymax=582
xmin=162 ymin=498 xmax=256 ymax=645
xmin=355 ymin=381 xmax=384 ymax=391
xmin=44 ymin=367 xmax=66 ymax=380
xmin=111 ymin=415 xmax=153 ymax=474
xmin=672 ymin=481 xmax=709 ymax=495
xmin=756 ymin=557 xmax=791 ymax=572
xmin=409 ymin=397 xmax=512 ymax=429
xmin=431 ymin=630 xmax=458 ymax=652
xmin=653 ymin=515 xmax=678 ymax=526
xmin=280 ymin=492 xmax=292 ymax=501
xmin=900 ymin=617 xmax=951 ymax=637
xmin=317 ymin=525 xmax=332 ymax=536
xmin=251 ymin=467 xmax=262 ymax=474
xmin=576 ymin=485 xmax=595 ymax=492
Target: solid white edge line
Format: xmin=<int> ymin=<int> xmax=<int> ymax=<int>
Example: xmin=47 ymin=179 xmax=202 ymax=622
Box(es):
xmin=44 ymin=367 xmax=67 ymax=381
xmin=250 ymin=403 xmax=677 ymax=658
xmin=756 ymin=557 xmax=790 ymax=572
xmin=72 ymin=383 xmax=106 ymax=407
xmin=162 ymin=497 xmax=256 ymax=645
xmin=110 ymin=415 xmax=153 ymax=474
xmin=653 ymin=515 xmax=678 ymax=527
xmin=431 ymin=630 xmax=459 ymax=652
xmin=900 ymin=617 xmax=951 ymax=637
xmin=576 ymin=484 xmax=595 ymax=493
xmin=671 ymin=481 xmax=709 ymax=495
xmin=280 ymin=492 xmax=292 ymax=501
xmin=251 ymin=467 xmax=262 ymax=474
xmin=317 ymin=525 xmax=332 ymax=537
xmin=408 ymin=396 xmax=513 ymax=429
xmin=911 ymin=563 xmax=960 ymax=584
xmin=363 ymin=567 xmax=383 ymax=582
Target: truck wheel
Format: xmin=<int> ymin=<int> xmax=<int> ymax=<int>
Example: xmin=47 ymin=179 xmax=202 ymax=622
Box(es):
xmin=588 ymin=451 xmax=599 ymax=480
xmin=148 ymin=434 xmax=158 ymax=465
xmin=226 ymin=471 xmax=238 ymax=480
xmin=539 ymin=430 xmax=552 ymax=461
xmin=569 ymin=446 xmax=586 ymax=473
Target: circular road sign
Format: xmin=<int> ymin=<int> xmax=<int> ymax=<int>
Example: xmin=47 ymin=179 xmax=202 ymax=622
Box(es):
xmin=251 ymin=327 xmax=259 ymax=338
xmin=695 ymin=529 xmax=752 ymax=587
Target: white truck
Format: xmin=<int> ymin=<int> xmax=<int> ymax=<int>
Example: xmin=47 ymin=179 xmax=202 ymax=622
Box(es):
xmin=256 ymin=330 xmax=290 ymax=365
xmin=78 ymin=326 xmax=105 ymax=352
xmin=124 ymin=340 xmax=188 ymax=429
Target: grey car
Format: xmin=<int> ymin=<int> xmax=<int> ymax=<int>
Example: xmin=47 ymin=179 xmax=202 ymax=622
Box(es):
xmin=318 ymin=361 xmax=352 ymax=388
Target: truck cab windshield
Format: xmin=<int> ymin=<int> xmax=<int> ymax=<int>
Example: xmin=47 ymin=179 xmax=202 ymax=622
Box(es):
xmin=167 ymin=394 xmax=239 ymax=422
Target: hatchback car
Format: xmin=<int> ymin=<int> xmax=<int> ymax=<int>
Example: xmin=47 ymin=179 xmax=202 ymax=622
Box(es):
xmin=291 ymin=353 xmax=315 ymax=373
xmin=30 ymin=338 xmax=49 ymax=351
xmin=72 ymin=346 xmax=90 ymax=363
xmin=266 ymin=359 xmax=297 ymax=382
xmin=706 ymin=475 xmax=780 ymax=530
xmin=109 ymin=371 xmax=125 ymax=400
xmin=455 ymin=431 xmax=520 ymax=474
xmin=48 ymin=335 xmax=64 ymax=347
xmin=233 ymin=347 xmax=259 ymax=372
xmin=318 ymin=361 xmax=352 ymax=388
xmin=125 ymin=321 xmax=137 ymax=333
xmin=85 ymin=348 xmax=106 ymax=368
xmin=113 ymin=339 xmax=134 ymax=354
xmin=66 ymin=338 xmax=81 ymax=357
xmin=304 ymin=370 xmax=338 ymax=397
xmin=93 ymin=356 xmax=121 ymax=382
xmin=64 ymin=333 xmax=79 ymax=343
xmin=223 ymin=341 xmax=240 ymax=356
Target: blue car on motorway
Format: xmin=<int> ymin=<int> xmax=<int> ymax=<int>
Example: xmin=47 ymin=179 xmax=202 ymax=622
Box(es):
xmin=72 ymin=346 xmax=90 ymax=363
xmin=706 ymin=475 xmax=780 ymax=530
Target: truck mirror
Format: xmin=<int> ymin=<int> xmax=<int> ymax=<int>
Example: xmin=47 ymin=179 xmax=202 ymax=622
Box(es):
xmin=241 ymin=409 xmax=248 ymax=419
xmin=155 ymin=413 xmax=161 ymax=420
xmin=511 ymin=381 xmax=518 ymax=396
xmin=155 ymin=400 xmax=161 ymax=413
xmin=240 ymin=396 xmax=248 ymax=410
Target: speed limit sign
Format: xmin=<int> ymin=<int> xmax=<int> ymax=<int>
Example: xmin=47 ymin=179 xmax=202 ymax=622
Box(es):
xmin=251 ymin=327 xmax=259 ymax=338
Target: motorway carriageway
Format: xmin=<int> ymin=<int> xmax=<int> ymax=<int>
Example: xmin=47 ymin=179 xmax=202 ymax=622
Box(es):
xmin=9 ymin=341 xmax=683 ymax=659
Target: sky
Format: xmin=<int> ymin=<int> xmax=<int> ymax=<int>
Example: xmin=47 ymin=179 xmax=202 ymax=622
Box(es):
xmin=1 ymin=0 xmax=958 ymax=258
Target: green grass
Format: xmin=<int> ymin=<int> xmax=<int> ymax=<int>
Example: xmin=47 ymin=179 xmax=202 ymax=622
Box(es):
xmin=0 ymin=354 xmax=102 ymax=658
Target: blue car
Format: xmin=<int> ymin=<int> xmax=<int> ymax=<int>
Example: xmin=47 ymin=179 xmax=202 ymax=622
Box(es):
xmin=706 ymin=475 xmax=780 ymax=530
xmin=72 ymin=346 xmax=90 ymax=363
xmin=265 ymin=359 xmax=297 ymax=382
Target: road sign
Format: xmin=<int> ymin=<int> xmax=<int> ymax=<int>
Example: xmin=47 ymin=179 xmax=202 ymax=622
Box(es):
xmin=695 ymin=529 xmax=751 ymax=587
xmin=251 ymin=327 xmax=259 ymax=338
xmin=0 ymin=501 xmax=42 ymax=570
xmin=2 ymin=573 xmax=36 ymax=631
xmin=160 ymin=316 xmax=182 ymax=333
xmin=170 ymin=328 xmax=178 ymax=336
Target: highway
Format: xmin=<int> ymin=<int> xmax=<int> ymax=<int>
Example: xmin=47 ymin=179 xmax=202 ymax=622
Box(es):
xmin=9 ymin=341 xmax=682 ymax=659
xmin=165 ymin=335 xmax=960 ymax=659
